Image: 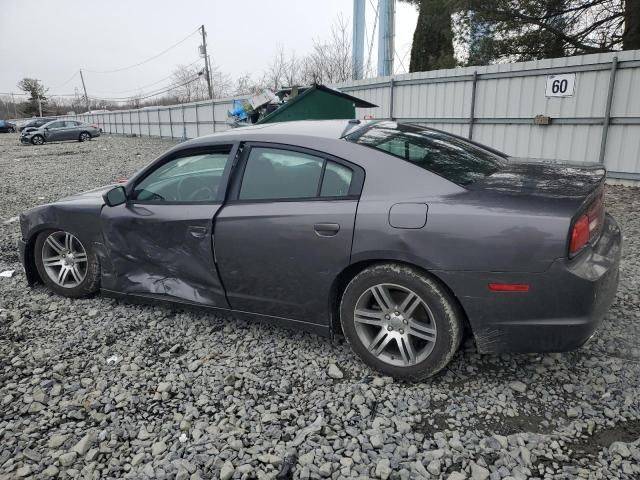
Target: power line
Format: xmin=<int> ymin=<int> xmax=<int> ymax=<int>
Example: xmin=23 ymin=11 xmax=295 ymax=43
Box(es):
xmin=88 ymin=74 xmax=203 ymax=102
xmin=89 ymin=58 xmax=203 ymax=95
xmin=84 ymin=27 xmax=200 ymax=74
xmin=50 ymin=71 xmax=80 ymax=90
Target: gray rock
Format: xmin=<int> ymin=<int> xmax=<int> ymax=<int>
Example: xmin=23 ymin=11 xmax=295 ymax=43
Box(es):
xmin=188 ymin=359 xmax=203 ymax=372
xmin=59 ymin=451 xmax=78 ymax=467
xmin=151 ymin=441 xmax=168 ymax=456
xmin=370 ymin=433 xmax=384 ymax=448
xmin=509 ymin=381 xmax=527 ymax=393
xmin=42 ymin=465 xmax=59 ymax=478
xmin=319 ymin=462 xmax=332 ymax=477
xmin=471 ymin=462 xmax=490 ymax=480
xmin=16 ymin=465 xmax=32 ymax=477
xmin=427 ymin=460 xmax=441 ymax=476
xmin=72 ymin=431 xmax=96 ymax=455
xmin=328 ymin=364 xmax=343 ymax=379
xmin=376 ymin=458 xmax=391 ymax=480
xmin=610 ymin=442 xmax=631 ymax=458
xmin=447 ymin=472 xmax=467 ymax=480
xmin=220 ymin=462 xmax=234 ymax=480
xmin=157 ymin=382 xmax=172 ymax=393
xmin=48 ymin=434 xmax=69 ymax=449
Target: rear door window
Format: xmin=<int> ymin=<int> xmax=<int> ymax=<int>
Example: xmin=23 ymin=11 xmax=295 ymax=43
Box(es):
xmin=239 ymin=147 xmax=324 ymax=200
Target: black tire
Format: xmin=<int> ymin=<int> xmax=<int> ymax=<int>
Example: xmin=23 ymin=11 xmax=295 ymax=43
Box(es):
xmin=340 ymin=263 xmax=463 ymax=381
xmin=79 ymin=132 xmax=91 ymax=142
xmin=8 ymin=127 xmax=15 ymax=133
xmin=31 ymin=134 xmax=44 ymax=145
xmin=34 ymin=229 xmax=100 ymax=298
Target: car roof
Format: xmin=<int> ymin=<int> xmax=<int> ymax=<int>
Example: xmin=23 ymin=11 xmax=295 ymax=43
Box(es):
xmin=189 ymin=119 xmax=379 ymax=144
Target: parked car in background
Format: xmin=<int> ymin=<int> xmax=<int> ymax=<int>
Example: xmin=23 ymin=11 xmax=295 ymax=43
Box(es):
xmin=20 ymin=120 xmax=101 ymax=145
xmin=18 ymin=117 xmax=56 ymax=132
xmin=0 ymin=120 xmax=17 ymax=133
xmin=17 ymin=120 xmax=621 ymax=380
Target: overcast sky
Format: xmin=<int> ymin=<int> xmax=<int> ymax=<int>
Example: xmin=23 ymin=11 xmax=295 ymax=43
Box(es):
xmin=0 ymin=0 xmax=417 ymax=101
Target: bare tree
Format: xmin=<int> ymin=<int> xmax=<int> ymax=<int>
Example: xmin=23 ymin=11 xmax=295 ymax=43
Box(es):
xmin=300 ymin=14 xmax=352 ymax=84
xmin=209 ymin=63 xmax=233 ymax=99
xmin=170 ymin=64 xmax=208 ymax=103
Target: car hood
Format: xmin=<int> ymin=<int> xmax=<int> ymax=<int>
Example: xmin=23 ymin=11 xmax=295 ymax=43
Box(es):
xmin=468 ymin=158 xmax=606 ymax=199
xmin=58 ymin=184 xmax=116 ymax=204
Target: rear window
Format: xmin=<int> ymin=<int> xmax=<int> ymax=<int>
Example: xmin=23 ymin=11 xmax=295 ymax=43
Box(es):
xmin=345 ymin=121 xmax=507 ymax=186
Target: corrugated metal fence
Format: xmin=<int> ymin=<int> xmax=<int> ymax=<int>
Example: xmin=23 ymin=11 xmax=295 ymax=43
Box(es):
xmin=68 ymin=97 xmax=240 ymax=140
xmin=68 ymin=49 xmax=640 ymax=181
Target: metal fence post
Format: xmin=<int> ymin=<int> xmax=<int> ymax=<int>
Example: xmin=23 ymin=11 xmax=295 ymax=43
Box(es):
xmin=158 ymin=109 xmax=162 ymax=138
xmin=147 ymin=110 xmax=150 ymax=137
xmin=181 ymin=105 xmax=186 ymax=140
xmin=212 ymin=100 xmax=216 ymax=133
xmin=468 ymin=71 xmax=478 ymax=139
xmin=389 ymin=77 xmax=395 ymax=120
xmin=169 ymin=108 xmax=174 ymax=139
xmin=598 ymin=56 xmax=618 ymax=164
xmin=137 ymin=109 xmax=141 ymax=136
xmin=129 ymin=111 xmax=133 ymax=135
xmin=195 ymin=103 xmax=200 ymax=137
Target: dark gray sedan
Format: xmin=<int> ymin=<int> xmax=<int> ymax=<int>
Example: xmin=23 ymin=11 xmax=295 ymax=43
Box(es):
xmin=20 ymin=119 xmax=100 ymax=145
xmin=17 ymin=120 xmax=621 ymax=380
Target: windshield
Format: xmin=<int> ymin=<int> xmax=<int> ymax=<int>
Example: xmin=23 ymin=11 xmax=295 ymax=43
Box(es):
xmin=345 ymin=121 xmax=507 ymax=186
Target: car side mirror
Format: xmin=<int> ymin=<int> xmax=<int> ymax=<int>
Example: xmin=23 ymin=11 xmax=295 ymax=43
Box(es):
xmin=103 ymin=186 xmax=127 ymax=207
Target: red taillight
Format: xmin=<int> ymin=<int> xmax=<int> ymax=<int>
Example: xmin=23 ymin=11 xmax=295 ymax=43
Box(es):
xmin=489 ymin=283 xmax=530 ymax=292
xmin=570 ymin=214 xmax=590 ymax=254
xmin=91 ymin=124 xmax=98 ymax=128
xmin=569 ymin=192 xmax=605 ymax=256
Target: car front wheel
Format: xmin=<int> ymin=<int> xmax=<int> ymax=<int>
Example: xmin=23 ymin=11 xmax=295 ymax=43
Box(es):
xmin=34 ymin=229 xmax=100 ymax=298
xmin=340 ymin=263 xmax=463 ymax=381
xmin=31 ymin=134 xmax=44 ymax=145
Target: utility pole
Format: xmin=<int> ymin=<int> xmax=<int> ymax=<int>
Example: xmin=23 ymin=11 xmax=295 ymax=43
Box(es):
xmin=200 ymin=25 xmax=213 ymax=99
xmin=79 ymin=69 xmax=90 ymax=112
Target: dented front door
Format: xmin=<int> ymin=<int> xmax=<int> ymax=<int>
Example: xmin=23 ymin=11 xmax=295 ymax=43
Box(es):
xmin=99 ymin=146 xmax=234 ymax=307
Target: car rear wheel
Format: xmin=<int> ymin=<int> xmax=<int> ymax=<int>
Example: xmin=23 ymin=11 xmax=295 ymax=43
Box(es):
xmin=79 ymin=132 xmax=91 ymax=142
xmin=8 ymin=127 xmax=15 ymax=133
xmin=340 ymin=263 xmax=463 ymax=381
xmin=31 ymin=135 xmax=44 ymax=145
xmin=34 ymin=229 xmax=100 ymax=298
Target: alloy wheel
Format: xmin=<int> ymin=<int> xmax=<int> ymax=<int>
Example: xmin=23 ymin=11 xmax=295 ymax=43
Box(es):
xmin=41 ymin=231 xmax=88 ymax=288
xmin=353 ymin=283 xmax=437 ymax=367
xmin=32 ymin=135 xmax=44 ymax=145
xmin=80 ymin=133 xmax=90 ymax=141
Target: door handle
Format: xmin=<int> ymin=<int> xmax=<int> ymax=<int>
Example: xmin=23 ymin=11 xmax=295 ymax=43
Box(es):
xmin=313 ymin=223 xmax=340 ymax=237
xmin=187 ymin=225 xmax=207 ymax=239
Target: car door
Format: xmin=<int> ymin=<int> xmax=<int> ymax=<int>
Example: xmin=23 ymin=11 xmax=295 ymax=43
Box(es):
xmin=63 ymin=121 xmax=80 ymax=140
xmin=100 ymin=144 xmax=236 ymax=307
xmin=43 ymin=121 xmax=66 ymax=141
xmin=214 ymin=143 xmax=364 ymax=326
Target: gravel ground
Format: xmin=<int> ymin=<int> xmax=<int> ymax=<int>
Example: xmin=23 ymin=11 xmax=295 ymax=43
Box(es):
xmin=0 ymin=132 xmax=639 ymax=480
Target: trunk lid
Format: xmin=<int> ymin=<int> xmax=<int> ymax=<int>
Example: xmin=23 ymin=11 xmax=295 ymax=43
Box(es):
xmin=467 ymin=158 xmax=606 ymax=200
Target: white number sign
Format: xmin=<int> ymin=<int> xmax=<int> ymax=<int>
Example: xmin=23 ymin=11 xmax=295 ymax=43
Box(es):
xmin=545 ymin=73 xmax=576 ymax=97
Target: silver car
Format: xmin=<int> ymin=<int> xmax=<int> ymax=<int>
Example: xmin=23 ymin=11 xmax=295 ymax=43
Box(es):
xmin=20 ymin=119 xmax=101 ymax=145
